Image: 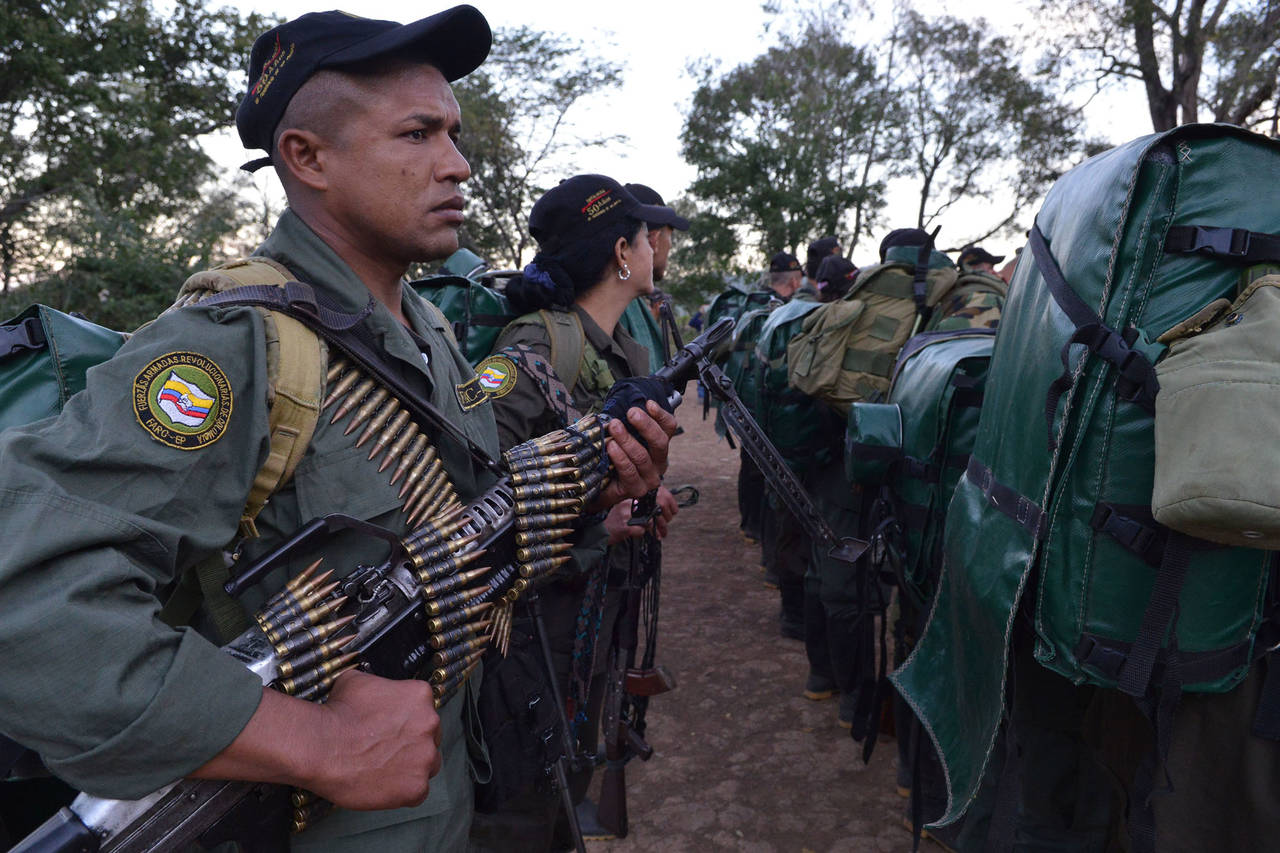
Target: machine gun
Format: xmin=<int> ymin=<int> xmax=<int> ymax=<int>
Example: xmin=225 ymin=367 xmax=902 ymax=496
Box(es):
xmin=13 ymin=316 xmax=865 ymax=853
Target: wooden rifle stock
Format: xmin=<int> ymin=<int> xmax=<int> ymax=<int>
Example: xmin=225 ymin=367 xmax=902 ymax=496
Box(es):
xmin=625 ymin=665 xmax=676 ymax=697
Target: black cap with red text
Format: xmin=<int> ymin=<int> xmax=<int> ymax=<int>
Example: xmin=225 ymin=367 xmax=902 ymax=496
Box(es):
xmin=529 ymin=175 xmax=671 ymax=254
xmin=236 ymin=6 xmax=491 ymax=171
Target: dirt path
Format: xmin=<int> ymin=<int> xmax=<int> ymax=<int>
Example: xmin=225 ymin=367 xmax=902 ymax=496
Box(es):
xmin=588 ymin=410 xmax=930 ymax=852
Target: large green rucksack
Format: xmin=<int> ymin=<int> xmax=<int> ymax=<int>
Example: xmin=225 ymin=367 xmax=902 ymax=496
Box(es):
xmin=411 ymin=273 xmax=515 ymax=367
xmin=706 ymin=281 xmax=773 ymax=332
xmin=893 ymin=124 xmax=1280 ymax=827
xmin=752 ymin=297 xmax=834 ymax=471
xmin=845 ymin=329 xmax=996 ymax=604
xmin=716 ymin=302 xmax=775 ymax=427
xmin=788 ymin=246 xmax=1001 ymax=414
xmin=0 ymin=307 xmax=128 ymax=432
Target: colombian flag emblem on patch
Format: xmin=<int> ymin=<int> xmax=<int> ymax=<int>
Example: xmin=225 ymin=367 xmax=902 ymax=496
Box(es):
xmin=133 ymin=352 xmax=233 ymax=450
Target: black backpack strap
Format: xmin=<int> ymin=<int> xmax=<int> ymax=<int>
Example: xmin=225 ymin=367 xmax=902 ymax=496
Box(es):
xmin=1165 ymin=225 xmax=1280 ymax=264
xmin=911 ymin=227 xmax=942 ymax=327
xmin=202 ymin=281 xmax=503 ymax=477
xmin=1028 ymin=223 xmax=1159 ymax=451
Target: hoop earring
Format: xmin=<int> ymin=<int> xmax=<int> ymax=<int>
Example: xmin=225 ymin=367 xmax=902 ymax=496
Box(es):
xmin=618 ymin=263 xmax=632 ymax=281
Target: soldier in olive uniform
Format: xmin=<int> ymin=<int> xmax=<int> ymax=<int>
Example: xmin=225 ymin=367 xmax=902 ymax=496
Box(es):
xmin=467 ymin=175 xmax=679 ymax=849
xmin=0 ymin=12 xmax=674 ymax=853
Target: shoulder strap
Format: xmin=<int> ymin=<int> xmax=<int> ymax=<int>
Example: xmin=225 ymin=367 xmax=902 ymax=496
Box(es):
xmin=175 ymin=258 xmax=326 ymax=539
xmin=537 ymin=308 xmax=588 ymax=392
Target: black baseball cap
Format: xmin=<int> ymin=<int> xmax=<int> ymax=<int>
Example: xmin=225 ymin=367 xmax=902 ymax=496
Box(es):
xmin=769 ymin=251 xmax=801 ymax=273
xmin=236 ymin=6 xmax=491 ymax=171
xmin=623 ymin=183 xmax=690 ymax=231
xmin=958 ymin=243 xmax=1006 ymax=266
xmin=879 ymin=227 xmax=932 ymax=261
xmin=529 ymin=175 xmax=671 ymax=254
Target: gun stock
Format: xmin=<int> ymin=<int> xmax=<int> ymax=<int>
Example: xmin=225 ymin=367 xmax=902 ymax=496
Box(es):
xmin=625 ymin=665 xmax=676 ymax=698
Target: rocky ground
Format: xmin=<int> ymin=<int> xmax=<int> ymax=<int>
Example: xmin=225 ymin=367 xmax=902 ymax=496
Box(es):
xmin=586 ymin=410 xmax=939 ymax=852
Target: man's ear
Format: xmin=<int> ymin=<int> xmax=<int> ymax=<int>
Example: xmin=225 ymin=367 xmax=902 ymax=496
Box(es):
xmin=275 ymin=128 xmax=329 ymax=192
xmin=646 ymin=228 xmax=660 ymax=250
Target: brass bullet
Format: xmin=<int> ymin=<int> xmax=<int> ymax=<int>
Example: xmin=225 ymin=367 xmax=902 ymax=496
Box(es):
xmin=513 ymin=480 xmax=582 ymax=500
xmin=514 ymin=512 xmax=577 ymax=531
xmin=267 ymin=595 xmax=350 ymax=645
xmin=379 ymin=421 xmax=420 ymax=473
xmin=408 ymin=532 xmax=479 ymax=570
xmin=513 ymin=497 xmax=580 ymax=515
xmin=430 ymin=619 xmax=491 ymax=650
xmin=515 ymin=527 xmax=574 ymax=547
xmin=430 ymin=648 xmax=485 ymax=685
xmin=367 ymin=409 xmax=411 ymax=460
xmin=356 ymin=399 xmax=402 ymax=450
xmin=277 ymin=633 xmax=357 ymax=679
xmin=517 ymin=555 xmax=572 ymax=579
xmin=403 ymin=513 xmax=469 ymax=553
xmin=329 ymin=377 xmax=376 ymax=424
xmin=273 ymin=614 xmax=356 ymax=658
xmin=322 ymin=369 xmax=362 ymax=412
xmin=430 ymin=635 xmax=488 ymax=669
xmin=427 ymin=601 xmax=492 ymax=633
xmin=414 ymin=547 xmax=484 ymax=583
xmin=516 ymin=541 xmax=573 ymax=563
xmin=325 ymin=358 xmax=349 ymax=385
xmin=406 ymin=468 xmax=448 ymax=522
xmin=257 ymin=560 xmax=325 ymax=619
xmin=421 ymin=566 xmax=489 ymax=600
xmin=280 ymin=651 xmax=360 ymax=695
xmin=291 ymin=789 xmax=316 ymax=808
xmin=293 ymin=662 xmax=358 ymax=702
xmin=398 ymin=446 xmax=440 ymax=499
xmin=343 ymin=388 xmax=390 ymax=436
xmin=509 ymin=466 xmax=576 ymax=486
xmin=390 ymin=435 xmax=429 ymax=487
xmin=424 ymin=585 xmax=486 ymax=616
xmin=505 ymin=452 xmax=573 ymax=472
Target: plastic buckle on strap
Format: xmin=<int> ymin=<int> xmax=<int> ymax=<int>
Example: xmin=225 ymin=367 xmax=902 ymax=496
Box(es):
xmin=1 ymin=316 xmax=47 ymax=358
xmin=1187 ymin=226 xmax=1252 ymax=258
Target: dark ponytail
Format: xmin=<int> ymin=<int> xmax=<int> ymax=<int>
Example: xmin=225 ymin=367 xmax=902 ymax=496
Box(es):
xmin=506 ymin=216 xmax=645 ymax=314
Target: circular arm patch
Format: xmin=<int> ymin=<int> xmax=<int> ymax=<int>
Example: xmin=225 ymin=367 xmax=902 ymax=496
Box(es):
xmin=133 ymin=352 xmax=233 ymax=450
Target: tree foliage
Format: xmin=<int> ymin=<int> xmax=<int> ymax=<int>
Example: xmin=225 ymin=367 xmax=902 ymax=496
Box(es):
xmin=895 ymin=10 xmax=1088 ymax=236
xmin=681 ymin=17 xmax=889 ymax=263
xmin=1042 ymin=0 xmax=1280 ymax=133
xmin=452 ymin=27 xmax=623 ymax=269
xmin=0 ymin=0 xmax=268 ymax=326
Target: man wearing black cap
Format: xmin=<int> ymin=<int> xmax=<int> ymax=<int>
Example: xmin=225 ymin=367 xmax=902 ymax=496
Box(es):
xmin=0 ymin=8 xmax=675 ymax=852
xmin=768 ymin=251 xmax=805 ymax=300
xmin=618 ymin=183 xmax=690 ymax=372
xmin=957 ymin=243 xmax=1005 ymax=275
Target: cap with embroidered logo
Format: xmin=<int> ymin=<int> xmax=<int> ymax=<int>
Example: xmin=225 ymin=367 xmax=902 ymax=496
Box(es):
xmin=236 ymin=6 xmax=491 ymax=171
xmin=528 ymin=175 xmax=671 ymax=254
xmin=769 ymin=251 xmax=801 ymax=273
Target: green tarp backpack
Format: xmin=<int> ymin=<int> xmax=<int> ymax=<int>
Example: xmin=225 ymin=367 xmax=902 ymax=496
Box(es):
xmin=412 ymin=274 xmax=515 ymax=367
xmin=893 ymin=124 xmax=1280 ymax=828
xmin=787 ymin=246 xmax=964 ymax=415
xmin=753 ymin=298 xmax=833 ymax=472
xmin=845 ymin=329 xmax=996 ymax=604
xmin=716 ymin=302 xmax=775 ymax=430
xmin=0 ymin=306 xmax=127 ymax=432
xmin=618 ymin=296 xmax=666 ymax=373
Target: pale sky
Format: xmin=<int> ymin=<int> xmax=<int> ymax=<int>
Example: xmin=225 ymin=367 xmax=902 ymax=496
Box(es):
xmin=211 ymin=0 xmax=1152 ymax=265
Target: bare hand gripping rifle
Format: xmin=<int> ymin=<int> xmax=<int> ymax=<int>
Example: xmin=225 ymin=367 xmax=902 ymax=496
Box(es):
xmin=13 ymin=316 xmax=865 ymax=853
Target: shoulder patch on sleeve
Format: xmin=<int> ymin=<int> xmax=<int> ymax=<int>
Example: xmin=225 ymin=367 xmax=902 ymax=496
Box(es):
xmin=133 ymin=352 xmax=233 ymax=450
xmin=474 ymin=354 xmax=518 ymax=399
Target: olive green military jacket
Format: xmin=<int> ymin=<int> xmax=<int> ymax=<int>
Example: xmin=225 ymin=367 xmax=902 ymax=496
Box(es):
xmin=0 ymin=211 xmax=498 ymax=842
